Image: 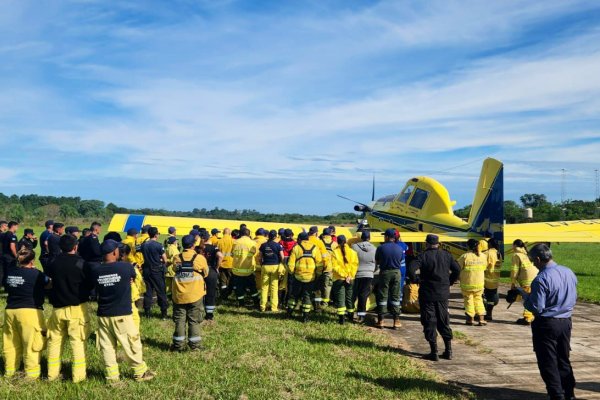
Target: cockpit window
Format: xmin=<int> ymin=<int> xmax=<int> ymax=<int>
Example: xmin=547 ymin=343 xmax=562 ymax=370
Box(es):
xmin=409 ymin=188 xmax=429 ymax=209
xmin=377 ymin=195 xmax=396 ymax=204
xmin=397 ymin=185 xmax=415 ymax=204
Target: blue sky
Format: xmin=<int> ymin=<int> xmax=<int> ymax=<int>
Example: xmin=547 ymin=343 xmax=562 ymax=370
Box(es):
xmin=1 ymin=0 xmax=599 ymax=214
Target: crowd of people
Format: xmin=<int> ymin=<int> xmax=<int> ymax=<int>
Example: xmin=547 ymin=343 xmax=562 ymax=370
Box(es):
xmin=0 ymin=219 xmax=578 ymax=399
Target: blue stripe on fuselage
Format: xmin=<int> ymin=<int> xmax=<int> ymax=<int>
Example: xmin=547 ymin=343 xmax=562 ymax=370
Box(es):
xmin=123 ymin=215 xmax=145 ymax=233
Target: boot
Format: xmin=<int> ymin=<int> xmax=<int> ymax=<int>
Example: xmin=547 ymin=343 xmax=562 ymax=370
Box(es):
xmin=465 ymin=314 xmax=474 ymax=325
xmin=392 ymin=317 xmax=402 ymax=330
xmin=478 ymin=314 xmax=487 ymax=326
xmin=484 ymin=305 xmax=493 ymax=321
xmin=338 ymin=315 xmax=345 ymax=325
xmin=441 ymin=339 xmax=452 ymax=360
xmin=302 ymin=312 xmax=309 ymax=323
xmin=238 ymin=300 xmax=245 ymax=308
xmin=253 ymin=297 xmax=260 ymax=308
xmin=356 ymin=315 xmax=365 ymax=324
xmin=161 ymin=311 xmax=168 ymax=321
xmin=144 ymin=310 xmax=151 ymax=318
xmin=423 ymin=341 xmax=439 ymax=361
xmin=375 ymin=315 xmax=384 ymax=329
xmin=347 ymin=312 xmax=355 ymax=323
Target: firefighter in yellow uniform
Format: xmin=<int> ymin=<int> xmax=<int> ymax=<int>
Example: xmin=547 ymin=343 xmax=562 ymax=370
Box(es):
xmin=217 ymin=228 xmax=235 ymax=299
xmin=457 ymin=239 xmax=488 ymax=326
xmin=209 ymin=228 xmax=221 ymax=246
xmin=484 ymin=238 xmax=503 ymax=321
xmin=257 ymin=230 xmax=285 ymax=312
xmin=46 ymin=235 xmax=91 ymax=383
xmin=330 ymin=235 xmax=358 ymax=324
xmin=287 ymin=232 xmax=324 ymax=322
xmin=120 ymin=243 xmax=144 ymax=330
xmin=90 ymin=240 xmax=155 ymax=382
xmin=134 ymin=225 xmax=151 ymax=266
xmin=511 ymin=239 xmax=538 ymax=325
xmin=320 ymin=228 xmax=338 ymax=307
xmin=171 ymin=235 xmax=209 ymax=351
xmin=308 ymin=226 xmax=332 ymax=309
xmin=254 ymin=228 xmax=268 ymax=291
xmin=232 ymin=228 xmax=259 ymax=307
xmin=2 ymin=248 xmax=49 ymax=380
xmin=165 ymin=236 xmax=180 ymax=296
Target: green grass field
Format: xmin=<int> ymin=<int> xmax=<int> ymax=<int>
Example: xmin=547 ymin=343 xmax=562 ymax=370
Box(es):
xmin=499 ymin=243 xmax=600 ymax=303
xmin=0 ymin=300 xmax=465 ymax=400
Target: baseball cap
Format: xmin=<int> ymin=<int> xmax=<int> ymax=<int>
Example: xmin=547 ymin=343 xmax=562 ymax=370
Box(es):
xmin=256 ymin=228 xmax=266 ymax=236
xmin=167 ymin=236 xmax=177 ymax=244
xmin=384 ymin=228 xmax=396 ymax=238
xmin=66 ymin=226 xmax=80 ymax=234
xmin=298 ymin=232 xmax=309 ymax=241
xmin=426 ymin=234 xmax=439 ymax=245
xmin=24 ymin=228 xmax=34 ymax=235
xmin=211 ymin=228 xmax=220 ymax=235
xmin=127 ymin=228 xmax=139 ymax=236
xmin=199 ymin=231 xmax=210 ymax=241
xmin=45 ymin=220 xmax=54 ymax=228
xmin=100 ymin=239 xmax=123 ymax=255
xmin=323 ymin=228 xmax=332 ymax=236
xmin=361 ymin=231 xmax=371 ymax=241
xmin=182 ymin=234 xmax=195 ymax=248
xmin=309 ymin=226 xmax=318 ymax=234
xmin=189 ymin=229 xmax=200 ymax=236
xmin=168 ymin=226 xmax=176 ymax=234
xmin=141 ymin=224 xmax=151 ymax=233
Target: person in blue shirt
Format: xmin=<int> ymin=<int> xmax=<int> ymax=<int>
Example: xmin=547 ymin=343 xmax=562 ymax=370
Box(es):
xmin=523 ymin=244 xmax=577 ymax=400
xmin=374 ymin=228 xmax=404 ymax=330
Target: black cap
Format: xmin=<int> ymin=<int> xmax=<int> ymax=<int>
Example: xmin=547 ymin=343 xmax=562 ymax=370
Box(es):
xmin=361 ymin=231 xmax=371 ymax=241
xmin=141 ymin=224 xmax=151 ymax=233
xmin=127 ymin=228 xmax=139 ymax=236
xmin=199 ymin=231 xmax=210 ymax=241
xmin=167 ymin=236 xmax=177 ymax=244
xmin=24 ymin=228 xmax=34 ymax=236
xmin=211 ymin=228 xmax=220 ymax=235
xmin=66 ymin=226 xmax=80 ymax=234
xmin=426 ymin=234 xmax=439 ymax=245
xmin=298 ymin=232 xmax=309 ymax=241
xmin=182 ymin=234 xmax=195 ymax=248
xmin=100 ymin=239 xmax=123 ymax=255
xmin=384 ymin=228 xmax=396 ymax=238
xmin=45 ymin=220 xmax=54 ymax=228
xmin=323 ymin=228 xmax=332 ymax=236
xmin=309 ymin=226 xmax=318 ymax=234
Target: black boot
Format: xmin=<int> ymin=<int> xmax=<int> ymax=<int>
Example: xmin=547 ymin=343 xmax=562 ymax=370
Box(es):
xmin=441 ymin=339 xmax=452 ymax=360
xmin=238 ymin=300 xmax=245 ymax=307
xmin=302 ymin=312 xmax=309 ymax=323
xmin=485 ymin=305 xmax=493 ymax=321
xmin=205 ymin=313 xmax=214 ymax=321
xmin=338 ymin=315 xmax=345 ymax=325
xmin=423 ymin=341 xmax=439 ymax=361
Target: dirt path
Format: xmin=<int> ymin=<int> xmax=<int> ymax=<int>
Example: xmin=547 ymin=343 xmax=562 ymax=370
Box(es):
xmin=381 ymin=285 xmax=600 ymax=399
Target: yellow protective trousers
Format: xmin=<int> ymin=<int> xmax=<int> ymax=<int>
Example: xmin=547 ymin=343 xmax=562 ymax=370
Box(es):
xmin=461 ymin=289 xmax=485 ymax=318
xmin=2 ymin=308 xmax=47 ymax=379
xmin=47 ymin=303 xmax=91 ymax=382
xmin=260 ymin=265 xmax=280 ymax=311
xmin=97 ymin=315 xmax=147 ymax=381
xmin=521 ymin=286 xmax=535 ymax=322
xmin=132 ymin=302 xmax=141 ymax=331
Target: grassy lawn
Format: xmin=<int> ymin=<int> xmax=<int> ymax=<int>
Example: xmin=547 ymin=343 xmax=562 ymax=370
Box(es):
xmin=0 ymin=298 xmax=465 ymax=400
xmin=500 ymin=243 xmax=600 ymax=303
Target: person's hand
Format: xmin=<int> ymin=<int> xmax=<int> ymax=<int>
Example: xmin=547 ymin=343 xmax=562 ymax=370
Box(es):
xmin=345 ymin=277 xmax=352 ymax=284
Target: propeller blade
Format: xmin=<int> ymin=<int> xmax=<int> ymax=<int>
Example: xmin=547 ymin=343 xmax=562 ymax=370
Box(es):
xmin=337 ymin=195 xmax=368 ymax=207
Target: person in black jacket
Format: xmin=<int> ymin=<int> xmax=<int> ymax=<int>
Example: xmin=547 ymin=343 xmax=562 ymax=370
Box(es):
xmin=78 ymin=222 xmax=102 ymax=264
xmin=46 ymin=223 xmax=65 ymax=266
xmin=18 ymin=229 xmax=38 ymax=252
xmin=408 ymin=234 xmax=460 ymax=361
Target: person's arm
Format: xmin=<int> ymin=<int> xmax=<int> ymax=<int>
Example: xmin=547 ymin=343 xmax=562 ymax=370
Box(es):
xmin=32 ymin=238 xmax=38 ymax=249
xmin=194 ymin=255 xmax=209 ymax=278
xmin=510 ymin=254 xmax=520 ymax=288
xmin=449 ymin=256 xmax=460 ymax=285
xmin=524 ymin=276 xmax=546 ymax=316
xmin=256 ymin=245 xmax=264 ymax=266
xmin=216 ymin=250 xmax=224 ymax=269
xmin=287 ymin=247 xmax=297 ymax=274
xmin=375 ymin=246 xmax=382 ymax=267
xmin=348 ymin=249 xmax=359 ymax=280
xmin=10 ymin=238 xmax=17 ymax=258
xmin=91 ymin=238 xmax=102 ymax=259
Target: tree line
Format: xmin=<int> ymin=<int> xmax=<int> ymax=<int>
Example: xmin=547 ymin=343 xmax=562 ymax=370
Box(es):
xmin=454 ymin=193 xmax=600 ymax=223
xmin=0 ymin=193 xmax=360 ymax=226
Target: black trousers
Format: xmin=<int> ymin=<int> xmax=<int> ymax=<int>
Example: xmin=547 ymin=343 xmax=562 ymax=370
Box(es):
xmin=419 ymin=299 xmax=452 ymax=343
xmin=483 ymin=288 xmax=499 ymax=306
xmin=532 ymin=317 xmax=575 ymax=400
xmin=232 ymin=274 xmax=258 ymax=301
xmin=143 ymin=267 xmax=169 ymax=313
xmin=352 ymin=277 xmax=373 ymax=316
xmin=205 ymin=267 xmax=219 ymax=315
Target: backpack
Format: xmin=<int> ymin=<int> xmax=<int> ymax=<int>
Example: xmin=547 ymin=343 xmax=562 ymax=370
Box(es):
xmin=176 ymin=254 xmax=198 ymax=278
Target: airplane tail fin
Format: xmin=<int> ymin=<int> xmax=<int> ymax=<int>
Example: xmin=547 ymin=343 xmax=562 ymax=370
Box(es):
xmin=467 ymin=158 xmax=504 ymax=245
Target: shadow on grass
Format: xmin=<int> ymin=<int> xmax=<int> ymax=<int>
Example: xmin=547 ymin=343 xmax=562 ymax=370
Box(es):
xmin=347 ymin=371 xmax=458 ymax=396
xmin=451 ymin=381 xmax=547 ymax=400
xmin=304 ymin=335 xmax=426 ymax=358
xmin=577 ymin=381 xmax=600 ymax=393
xmin=219 ymin=307 xmax=338 ymax=324
xmin=142 ymin=336 xmax=171 ymax=351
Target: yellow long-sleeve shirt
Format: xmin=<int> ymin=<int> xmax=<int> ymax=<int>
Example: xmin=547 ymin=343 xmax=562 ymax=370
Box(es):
xmin=232 ymin=236 xmax=258 ymax=276
xmin=165 ymin=243 xmax=181 ymax=278
xmin=122 ymin=235 xmax=138 ymax=265
xmin=172 ymin=249 xmax=209 ymax=304
xmin=457 ymin=251 xmax=487 ymax=291
xmin=217 ymin=234 xmax=234 ymax=269
xmin=484 ymin=248 xmax=503 ymax=290
xmin=134 ymin=233 xmax=149 ymax=266
xmin=309 ymin=235 xmax=331 ymax=273
xmin=331 ymin=244 xmax=358 ymax=281
xmin=288 ymin=240 xmax=323 ymax=283
xmin=511 ymin=247 xmax=538 ymax=287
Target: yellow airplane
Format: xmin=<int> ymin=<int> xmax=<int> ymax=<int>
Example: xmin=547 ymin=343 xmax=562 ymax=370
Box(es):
xmin=108 ymin=158 xmax=600 ymax=256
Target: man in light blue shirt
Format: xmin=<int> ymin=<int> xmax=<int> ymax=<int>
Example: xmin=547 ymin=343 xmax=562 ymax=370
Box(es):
xmin=523 ymin=244 xmax=577 ymax=400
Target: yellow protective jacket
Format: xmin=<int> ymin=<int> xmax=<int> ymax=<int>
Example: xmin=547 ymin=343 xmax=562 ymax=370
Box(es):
xmin=122 ymin=235 xmax=138 ymax=265
xmin=217 ymin=234 xmax=234 ymax=269
xmin=309 ymin=235 xmax=332 ymax=273
xmin=165 ymin=243 xmax=180 ymax=278
xmin=485 ymin=248 xmax=503 ymax=290
xmin=131 ymin=264 xmax=146 ymax=301
xmin=288 ymin=240 xmax=323 ymax=283
xmin=232 ymin=236 xmax=258 ymax=276
xmin=254 ymin=235 xmax=268 ymax=263
xmin=134 ymin=234 xmax=149 ymax=266
xmin=209 ymin=235 xmax=220 ymax=246
xmin=457 ymin=251 xmax=487 ymax=291
xmin=172 ymin=249 xmax=209 ymax=304
xmin=511 ymin=247 xmax=538 ymax=287
xmin=331 ymin=244 xmax=358 ymax=281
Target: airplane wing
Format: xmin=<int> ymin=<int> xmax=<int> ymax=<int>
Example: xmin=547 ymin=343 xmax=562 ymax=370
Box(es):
xmin=505 ymin=220 xmax=600 ymax=244
xmin=108 ymin=214 xmax=356 ymax=238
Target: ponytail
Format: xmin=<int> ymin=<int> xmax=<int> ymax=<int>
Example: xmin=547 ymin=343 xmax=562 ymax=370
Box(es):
xmin=467 ymin=239 xmax=480 ymax=256
xmin=338 ymin=235 xmax=348 ymax=263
